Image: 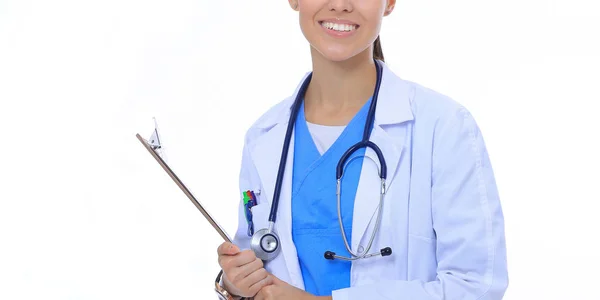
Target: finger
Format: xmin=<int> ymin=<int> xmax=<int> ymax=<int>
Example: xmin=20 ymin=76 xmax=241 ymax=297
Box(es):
xmin=241 ymin=267 xmax=268 ymax=287
xmin=226 ymin=258 xmax=262 ymax=284
xmin=235 ymin=249 xmax=259 ymax=267
xmin=217 ymin=242 xmax=231 ymax=255
xmin=251 ymin=280 xmax=272 ymax=300
xmin=218 ymin=246 xmax=245 ymax=269
xmin=238 ymin=268 xmax=268 ymax=295
xmin=271 ymin=275 xmax=284 ymax=285
xmin=237 ymin=257 xmax=263 ymax=279
xmin=254 ymin=289 xmax=264 ymax=300
xmin=217 ymin=242 xmax=240 ymax=256
xmin=222 ymin=249 xmax=257 ymax=271
xmin=220 ymin=252 xmax=257 ymax=275
xmin=246 ymin=271 xmax=274 ymax=296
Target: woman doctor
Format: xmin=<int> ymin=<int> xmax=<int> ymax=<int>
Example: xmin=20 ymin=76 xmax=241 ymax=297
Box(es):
xmin=215 ymin=0 xmax=508 ymax=299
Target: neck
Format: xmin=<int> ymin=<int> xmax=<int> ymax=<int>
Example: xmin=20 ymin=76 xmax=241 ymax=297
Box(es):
xmin=305 ymin=47 xmax=377 ymax=111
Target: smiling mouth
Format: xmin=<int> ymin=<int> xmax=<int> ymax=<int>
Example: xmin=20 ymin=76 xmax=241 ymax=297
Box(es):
xmin=319 ymin=21 xmax=359 ymax=32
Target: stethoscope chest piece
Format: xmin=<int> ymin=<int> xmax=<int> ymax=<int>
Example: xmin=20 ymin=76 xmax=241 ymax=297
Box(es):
xmin=250 ymin=228 xmax=281 ymax=261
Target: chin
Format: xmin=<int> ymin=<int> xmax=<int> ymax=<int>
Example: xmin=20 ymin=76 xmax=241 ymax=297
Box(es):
xmin=314 ymin=45 xmax=364 ymax=62
xmin=322 ymin=52 xmax=355 ymax=62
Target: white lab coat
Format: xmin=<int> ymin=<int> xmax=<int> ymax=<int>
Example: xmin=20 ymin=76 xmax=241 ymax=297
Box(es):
xmin=231 ymin=61 xmax=508 ymax=299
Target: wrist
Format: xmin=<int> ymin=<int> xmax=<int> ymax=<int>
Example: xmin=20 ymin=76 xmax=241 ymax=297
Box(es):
xmin=215 ymin=270 xmax=245 ymax=300
xmin=222 ymin=274 xmax=244 ymax=299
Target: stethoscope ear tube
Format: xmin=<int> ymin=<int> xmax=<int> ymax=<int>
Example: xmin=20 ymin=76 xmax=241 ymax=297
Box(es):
xmin=362 ymin=60 xmax=384 ymax=141
xmin=336 ymin=140 xmax=387 ymax=180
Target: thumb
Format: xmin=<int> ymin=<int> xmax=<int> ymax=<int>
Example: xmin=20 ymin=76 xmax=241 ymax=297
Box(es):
xmin=226 ymin=243 xmax=240 ymax=255
xmin=271 ymin=274 xmax=284 ymax=285
xmin=218 ymin=242 xmax=241 ymax=255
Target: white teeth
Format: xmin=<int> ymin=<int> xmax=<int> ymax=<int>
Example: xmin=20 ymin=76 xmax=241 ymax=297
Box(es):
xmin=321 ymin=22 xmax=356 ymax=32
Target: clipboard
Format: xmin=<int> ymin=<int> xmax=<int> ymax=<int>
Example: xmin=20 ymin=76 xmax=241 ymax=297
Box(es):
xmin=136 ymin=133 xmax=233 ymax=243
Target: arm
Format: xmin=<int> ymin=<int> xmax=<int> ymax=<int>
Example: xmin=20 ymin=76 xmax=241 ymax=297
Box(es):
xmin=332 ymin=107 xmax=508 ymax=300
xmin=215 ymin=137 xmax=269 ymax=299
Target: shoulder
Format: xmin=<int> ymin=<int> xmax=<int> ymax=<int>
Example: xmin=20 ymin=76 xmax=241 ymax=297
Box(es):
xmin=405 ymin=80 xmax=474 ymax=127
xmin=393 ymin=77 xmax=486 ymax=162
xmin=241 ymin=72 xmax=311 ymax=148
xmin=401 ymin=80 xmax=486 ymax=162
xmin=241 ymin=96 xmax=294 ymax=147
xmin=381 ymin=62 xmax=476 ymax=129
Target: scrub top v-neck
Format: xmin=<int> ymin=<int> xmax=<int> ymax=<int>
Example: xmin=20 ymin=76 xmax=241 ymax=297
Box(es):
xmin=291 ymin=98 xmax=371 ymax=296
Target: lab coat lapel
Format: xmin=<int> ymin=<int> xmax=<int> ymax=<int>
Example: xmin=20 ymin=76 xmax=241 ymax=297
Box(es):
xmin=351 ymin=126 xmax=403 ymax=251
xmin=351 ymin=61 xmax=414 ymax=251
xmin=249 ymin=73 xmax=311 ymax=289
xmin=247 ymin=63 xmax=415 ymax=285
xmin=251 ymin=124 xmax=304 ymax=289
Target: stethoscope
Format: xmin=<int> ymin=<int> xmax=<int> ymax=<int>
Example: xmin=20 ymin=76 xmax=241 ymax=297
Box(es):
xmin=250 ymin=59 xmax=392 ymax=262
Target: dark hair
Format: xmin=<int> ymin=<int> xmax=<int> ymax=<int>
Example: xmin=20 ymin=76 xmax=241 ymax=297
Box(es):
xmin=373 ymin=36 xmax=384 ymax=62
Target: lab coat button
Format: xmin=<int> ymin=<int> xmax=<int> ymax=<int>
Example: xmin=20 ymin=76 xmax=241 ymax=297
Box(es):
xmin=358 ymin=246 xmax=364 ymax=253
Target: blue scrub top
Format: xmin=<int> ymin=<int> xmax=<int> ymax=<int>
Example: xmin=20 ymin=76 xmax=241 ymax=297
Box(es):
xmin=291 ymin=98 xmax=371 ymax=296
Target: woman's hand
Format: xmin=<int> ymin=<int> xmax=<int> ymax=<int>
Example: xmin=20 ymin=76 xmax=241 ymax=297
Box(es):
xmin=217 ymin=242 xmax=273 ymax=298
xmin=254 ymin=275 xmax=330 ymax=300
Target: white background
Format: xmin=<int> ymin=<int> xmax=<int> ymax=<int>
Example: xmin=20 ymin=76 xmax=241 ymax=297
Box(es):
xmin=1 ymin=0 xmax=599 ymax=299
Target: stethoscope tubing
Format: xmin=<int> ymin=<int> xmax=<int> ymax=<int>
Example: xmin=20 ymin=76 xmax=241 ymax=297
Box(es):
xmin=268 ymin=73 xmax=313 ymax=224
xmin=253 ymin=59 xmax=391 ymax=262
xmin=270 ymin=60 xmax=385 ymax=223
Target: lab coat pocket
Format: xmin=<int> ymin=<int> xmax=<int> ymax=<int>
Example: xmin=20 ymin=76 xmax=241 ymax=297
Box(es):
xmin=407 ymin=233 xmax=437 ymax=281
xmin=249 ymin=203 xmax=270 ymax=233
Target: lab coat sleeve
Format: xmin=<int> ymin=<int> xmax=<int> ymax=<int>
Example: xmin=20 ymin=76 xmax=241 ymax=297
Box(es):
xmin=332 ymin=106 xmax=508 ymax=300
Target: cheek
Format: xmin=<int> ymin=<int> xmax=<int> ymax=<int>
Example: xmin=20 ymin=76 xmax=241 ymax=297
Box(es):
xmin=298 ymin=12 xmax=315 ymax=35
xmin=298 ymin=14 xmax=322 ymax=48
xmin=357 ymin=3 xmax=386 ymax=32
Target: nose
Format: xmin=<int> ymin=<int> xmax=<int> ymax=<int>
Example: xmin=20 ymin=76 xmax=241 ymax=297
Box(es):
xmin=328 ymin=0 xmax=353 ymax=12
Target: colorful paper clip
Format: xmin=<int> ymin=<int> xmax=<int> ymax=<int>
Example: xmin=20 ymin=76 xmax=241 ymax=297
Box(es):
xmin=243 ymin=190 xmax=257 ymax=237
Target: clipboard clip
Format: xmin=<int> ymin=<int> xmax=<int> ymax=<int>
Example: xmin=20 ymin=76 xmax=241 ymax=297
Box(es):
xmin=148 ymin=117 xmax=162 ymax=150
